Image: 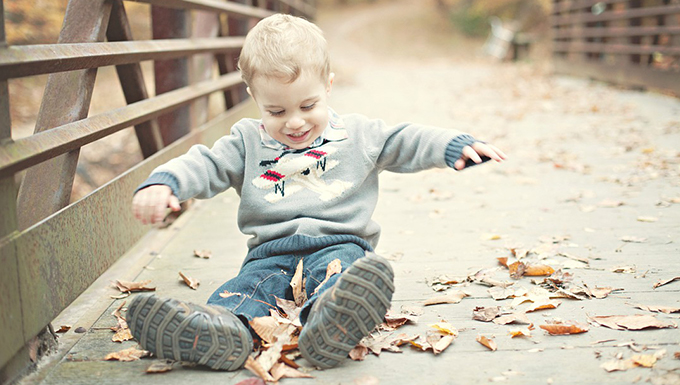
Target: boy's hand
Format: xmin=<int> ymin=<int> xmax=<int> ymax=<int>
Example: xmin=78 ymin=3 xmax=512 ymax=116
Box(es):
xmin=132 ymin=185 xmax=181 ymax=225
xmin=454 ymin=142 xmax=506 ymax=170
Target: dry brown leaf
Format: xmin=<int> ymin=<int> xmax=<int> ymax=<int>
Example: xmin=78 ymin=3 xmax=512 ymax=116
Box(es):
xmin=472 ymin=306 xmax=502 ymax=322
xmin=630 ymin=303 xmax=680 ymax=314
xmin=423 ymin=290 xmax=469 ymax=306
xmin=430 ymin=333 xmax=455 ymax=355
xmin=611 ymin=265 xmax=636 ymax=274
xmin=476 ymin=335 xmax=497 ymax=351
xmin=493 ymin=312 xmax=531 ymax=325
xmin=525 ymin=299 xmax=561 ymax=313
xmin=219 ymin=290 xmax=242 ymax=299
xmin=112 ymin=328 xmax=133 ymax=342
xmin=55 ymin=325 xmax=71 ymax=333
xmin=508 ymin=326 xmax=533 ymax=338
xmin=488 ymin=286 xmax=527 ymax=300
xmin=508 ymin=261 xmax=526 ymax=279
xmin=524 ymin=264 xmax=555 ymax=277
xmin=244 ymin=356 xmax=275 ymax=382
xmin=382 ymin=310 xmax=419 ymax=331
xmin=589 ymin=314 xmax=677 ymax=330
xmin=193 ymin=249 xmax=212 ymax=259
xmin=270 ymin=362 xmax=313 ymax=381
xmin=349 ymin=344 xmax=369 ymax=361
xmin=312 ymin=258 xmax=342 ymax=296
xmin=429 ymin=322 xmax=458 ymax=336
xmin=274 ymin=297 xmax=302 ymax=322
xmin=497 ymin=257 xmax=509 ymax=267
xmin=178 ymin=271 xmax=199 ymax=290
xmin=146 ymin=360 xmax=174 ymax=373
xmin=250 ymin=316 xmax=291 ymax=344
xmin=104 ymin=347 xmax=150 ymax=362
xmin=539 ymin=320 xmax=589 ymax=335
xmin=113 ymin=280 xmax=155 ymax=293
xmin=234 ymin=379 xmax=266 ymax=385
xmin=601 ymin=359 xmax=637 ymax=372
xmin=291 ymin=259 xmax=307 ymax=307
xmin=653 ymin=276 xmax=680 ymax=289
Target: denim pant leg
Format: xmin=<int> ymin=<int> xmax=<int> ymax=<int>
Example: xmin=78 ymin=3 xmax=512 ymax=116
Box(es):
xmin=206 ymin=254 xmax=299 ymax=322
xmin=299 ymin=243 xmax=367 ymax=325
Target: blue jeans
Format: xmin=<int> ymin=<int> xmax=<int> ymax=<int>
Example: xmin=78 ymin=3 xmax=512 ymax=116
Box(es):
xmin=206 ymin=241 xmax=367 ymax=327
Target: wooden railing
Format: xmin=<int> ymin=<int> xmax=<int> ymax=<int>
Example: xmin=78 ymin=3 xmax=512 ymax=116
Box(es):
xmin=551 ymin=0 xmax=680 ymax=94
xmin=0 ymin=0 xmax=315 ymax=379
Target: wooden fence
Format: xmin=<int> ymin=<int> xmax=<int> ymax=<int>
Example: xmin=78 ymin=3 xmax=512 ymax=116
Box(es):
xmin=0 ymin=0 xmax=315 ymax=381
xmin=552 ymin=0 xmax=680 ymax=94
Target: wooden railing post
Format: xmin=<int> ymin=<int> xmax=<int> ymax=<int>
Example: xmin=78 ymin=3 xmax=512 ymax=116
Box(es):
xmin=107 ymin=0 xmax=164 ymax=158
xmin=152 ymin=6 xmax=191 ymax=145
xmin=15 ymin=0 xmax=113 ymax=230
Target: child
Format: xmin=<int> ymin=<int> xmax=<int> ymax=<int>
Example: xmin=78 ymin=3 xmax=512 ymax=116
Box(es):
xmin=126 ymin=13 xmax=506 ymax=372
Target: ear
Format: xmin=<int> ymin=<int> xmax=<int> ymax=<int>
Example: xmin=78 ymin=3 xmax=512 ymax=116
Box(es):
xmin=246 ymin=86 xmax=254 ymax=99
xmin=326 ymin=73 xmax=335 ymax=94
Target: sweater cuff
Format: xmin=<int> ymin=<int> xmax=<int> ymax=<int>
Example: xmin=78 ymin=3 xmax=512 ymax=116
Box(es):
xmin=134 ymin=172 xmax=180 ymax=197
xmin=445 ymin=134 xmax=476 ymax=168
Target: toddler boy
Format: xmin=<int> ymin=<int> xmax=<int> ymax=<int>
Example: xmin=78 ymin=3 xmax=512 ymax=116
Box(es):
xmin=126 ymin=13 xmax=505 ymax=371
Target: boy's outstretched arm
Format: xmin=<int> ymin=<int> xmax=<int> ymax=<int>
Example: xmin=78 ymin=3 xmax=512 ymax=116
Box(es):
xmin=453 ymin=142 xmax=507 ymax=171
xmin=132 ymin=185 xmax=181 ymax=225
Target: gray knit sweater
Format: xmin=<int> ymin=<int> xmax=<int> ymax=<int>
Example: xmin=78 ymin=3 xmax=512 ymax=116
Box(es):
xmin=138 ymin=109 xmax=480 ymax=254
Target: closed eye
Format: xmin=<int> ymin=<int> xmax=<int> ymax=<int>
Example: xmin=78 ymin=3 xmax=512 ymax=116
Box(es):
xmin=301 ymin=103 xmax=316 ymax=111
xmin=268 ymin=110 xmax=285 ymax=116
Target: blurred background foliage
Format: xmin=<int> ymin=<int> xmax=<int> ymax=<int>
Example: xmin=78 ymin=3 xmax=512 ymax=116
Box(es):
xmin=436 ymin=0 xmax=552 ymax=36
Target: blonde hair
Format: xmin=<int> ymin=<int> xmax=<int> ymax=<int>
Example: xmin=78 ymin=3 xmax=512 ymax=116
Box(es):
xmin=238 ymin=14 xmax=330 ymax=88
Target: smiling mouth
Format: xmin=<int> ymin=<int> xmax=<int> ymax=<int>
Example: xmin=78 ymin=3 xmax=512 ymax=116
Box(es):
xmin=287 ymin=130 xmax=311 ymax=142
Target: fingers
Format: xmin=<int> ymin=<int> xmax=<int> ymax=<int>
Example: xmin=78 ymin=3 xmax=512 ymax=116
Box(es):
xmin=472 ymin=142 xmax=507 ymax=162
xmin=132 ymin=185 xmax=175 ymax=225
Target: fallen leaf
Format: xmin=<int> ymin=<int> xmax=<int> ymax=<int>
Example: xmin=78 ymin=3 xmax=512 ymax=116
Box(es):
xmin=219 ymin=290 xmax=242 ymax=299
xmin=349 ymin=344 xmax=369 ymax=361
xmin=620 ymin=236 xmax=647 ymax=243
xmin=113 ymin=280 xmax=155 ymax=293
xmin=193 ymin=249 xmax=212 ymax=259
xmin=275 ymin=296 xmax=302 ymax=323
xmin=110 ymin=293 xmax=130 ymax=300
xmin=429 ymin=322 xmax=458 ymax=336
xmin=244 ymin=356 xmax=275 ymax=382
xmin=653 ymin=276 xmax=680 ymax=289
xmin=112 ymin=328 xmax=133 ymax=343
xmin=178 ymin=271 xmax=199 ymax=290
xmin=291 ymin=259 xmax=307 ymax=307
xmin=611 ymin=265 xmax=636 ymax=274
xmin=508 ymin=261 xmax=526 ymax=279
xmin=250 ymin=316 xmax=291 ymax=344
xmin=497 ymin=257 xmax=509 ymax=267
xmin=508 ymin=327 xmax=533 ymax=338
xmin=481 ymin=234 xmax=502 ymax=241
xmin=526 ymin=299 xmax=561 ymax=313
xmin=423 ymin=290 xmax=469 ymax=306
xmin=556 ymin=252 xmax=589 ymax=264
xmin=493 ymin=312 xmax=531 ymax=325
xmin=472 ymin=306 xmax=502 ymax=322
xmin=589 ymin=314 xmax=677 ymax=330
xmin=636 ymin=216 xmax=658 ymax=223
xmin=488 ymin=286 xmax=527 ymax=300
xmin=270 ymin=362 xmax=313 ymax=381
xmin=539 ymin=320 xmax=589 ymax=335
xmin=476 ymin=335 xmax=497 ymax=351
xmin=599 ymin=199 xmax=625 ymax=208
xmin=601 ymin=359 xmax=637 ymax=372
xmin=312 ymin=259 xmax=342 ymax=296
xmin=382 ymin=309 xmax=419 ymax=330
xmin=428 ymin=332 xmax=455 ymax=355
xmin=55 ymin=325 xmax=71 ymax=333
xmin=524 ymin=264 xmax=555 ymax=277
xmin=629 ymin=303 xmax=680 ymax=314
xmin=104 ymin=347 xmax=150 ymax=362
xmin=146 ymin=360 xmax=174 ymax=373
xmin=631 ymin=350 xmax=665 ymax=367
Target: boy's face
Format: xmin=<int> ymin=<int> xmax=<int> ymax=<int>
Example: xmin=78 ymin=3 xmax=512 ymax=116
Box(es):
xmin=249 ymin=71 xmax=333 ymax=150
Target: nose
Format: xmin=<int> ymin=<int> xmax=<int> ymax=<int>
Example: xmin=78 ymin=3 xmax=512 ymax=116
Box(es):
xmin=285 ymin=115 xmax=305 ymax=129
